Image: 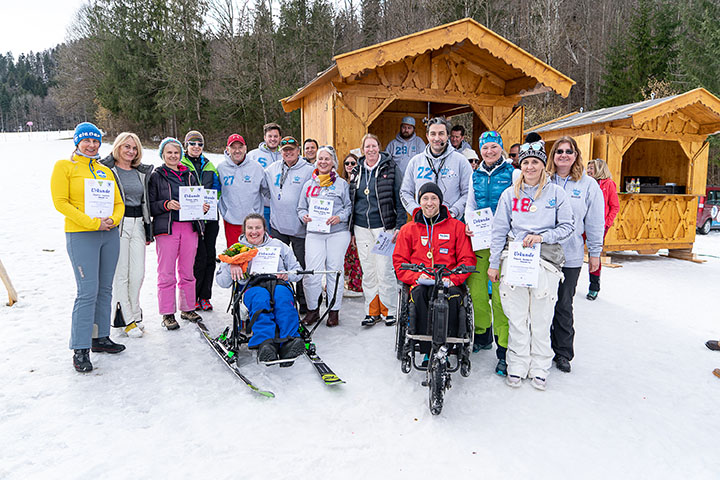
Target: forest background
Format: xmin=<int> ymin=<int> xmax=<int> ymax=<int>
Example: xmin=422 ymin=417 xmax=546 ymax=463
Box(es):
xmin=2 ymin=0 xmax=720 ymax=182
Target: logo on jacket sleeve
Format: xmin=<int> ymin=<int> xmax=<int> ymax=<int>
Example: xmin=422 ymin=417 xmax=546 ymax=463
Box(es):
xmin=97 ymin=170 xmax=107 ymax=179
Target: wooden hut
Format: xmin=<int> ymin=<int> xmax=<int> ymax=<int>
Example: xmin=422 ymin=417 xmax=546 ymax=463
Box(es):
xmin=280 ymin=18 xmax=574 ymax=162
xmin=530 ymin=88 xmax=720 ymax=261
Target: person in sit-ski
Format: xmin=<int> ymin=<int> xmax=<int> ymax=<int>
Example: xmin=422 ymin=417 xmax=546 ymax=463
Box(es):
xmin=215 ymin=214 xmax=305 ymax=364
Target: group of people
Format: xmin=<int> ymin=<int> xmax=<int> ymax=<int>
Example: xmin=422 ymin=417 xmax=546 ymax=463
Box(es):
xmin=53 ymin=117 xmax=621 ymax=389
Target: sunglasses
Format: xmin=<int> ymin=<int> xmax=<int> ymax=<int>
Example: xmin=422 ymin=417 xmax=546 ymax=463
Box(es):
xmin=280 ymin=138 xmax=298 ymax=146
xmin=320 ymin=145 xmax=335 ymax=152
xmin=187 ymin=141 xmax=204 ymax=147
xmin=555 ymin=148 xmax=575 ymax=155
xmin=469 ymin=158 xmax=479 ymax=164
xmin=344 ymin=161 xmax=356 ymax=167
xmin=509 ymin=153 xmax=518 ymax=158
xmin=519 ymin=141 xmax=545 ymax=152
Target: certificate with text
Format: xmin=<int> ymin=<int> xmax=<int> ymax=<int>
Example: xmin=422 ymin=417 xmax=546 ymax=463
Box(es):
xmin=467 ymin=207 xmax=493 ymax=251
xmin=84 ymin=179 xmax=115 ymax=218
xmin=306 ymin=198 xmax=333 ymax=233
xmin=504 ymin=242 xmax=540 ymax=288
xmin=179 ymin=186 xmax=205 ymax=221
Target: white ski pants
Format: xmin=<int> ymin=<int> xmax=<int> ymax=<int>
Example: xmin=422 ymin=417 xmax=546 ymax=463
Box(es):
xmin=499 ymin=260 xmax=563 ymax=379
xmin=111 ymin=217 xmax=147 ymax=324
xmin=304 ymin=230 xmax=350 ymax=311
xmin=354 ymin=226 xmax=398 ymax=316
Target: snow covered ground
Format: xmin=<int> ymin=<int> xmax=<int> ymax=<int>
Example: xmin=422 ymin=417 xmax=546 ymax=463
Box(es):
xmin=1 ymin=137 xmax=718 ymax=479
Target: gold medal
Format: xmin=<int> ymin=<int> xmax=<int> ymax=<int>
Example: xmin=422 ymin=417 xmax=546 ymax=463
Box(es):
xmin=427 ymin=251 xmax=433 ymax=260
xmin=529 ymin=205 xmax=537 ymax=212
xmin=364 ymin=188 xmax=370 ymax=195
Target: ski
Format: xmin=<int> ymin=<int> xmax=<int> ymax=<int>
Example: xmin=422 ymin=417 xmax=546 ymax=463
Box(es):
xmin=304 ymin=347 xmax=346 ymax=386
xmin=196 ymin=321 xmax=275 ymax=398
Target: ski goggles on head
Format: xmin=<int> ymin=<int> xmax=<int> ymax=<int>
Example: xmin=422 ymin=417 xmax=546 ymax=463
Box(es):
xmin=519 ymin=141 xmax=545 ymax=152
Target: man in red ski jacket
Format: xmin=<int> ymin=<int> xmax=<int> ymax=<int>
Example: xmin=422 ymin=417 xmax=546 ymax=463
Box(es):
xmin=393 ymin=182 xmax=475 ymax=339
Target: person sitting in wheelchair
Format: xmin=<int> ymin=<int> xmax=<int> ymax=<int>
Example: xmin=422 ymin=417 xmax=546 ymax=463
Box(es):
xmin=216 ymin=213 xmax=305 ymax=364
xmin=392 ymin=182 xmax=476 ymax=348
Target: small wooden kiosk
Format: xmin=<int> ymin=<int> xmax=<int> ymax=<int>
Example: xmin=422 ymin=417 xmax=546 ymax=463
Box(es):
xmin=280 ymin=18 xmax=574 ymax=161
xmin=530 ymin=88 xmax=720 ymax=260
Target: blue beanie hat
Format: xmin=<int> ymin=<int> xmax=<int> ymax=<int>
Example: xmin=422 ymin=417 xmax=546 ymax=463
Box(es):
xmin=159 ymin=137 xmax=184 ymax=159
xmin=74 ymin=122 xmax=102 ymax=146
xmin=479 ymin=130 xmax=503 ymax=151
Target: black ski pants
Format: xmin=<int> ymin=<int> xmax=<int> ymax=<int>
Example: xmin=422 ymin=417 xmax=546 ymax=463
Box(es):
xmin=551 ymin=266 xmax=581 ymax=361
xmin=194 ymin=220 xmax=219 ymax=301
xmin=270 ymin=229 xmax=307 ymax=308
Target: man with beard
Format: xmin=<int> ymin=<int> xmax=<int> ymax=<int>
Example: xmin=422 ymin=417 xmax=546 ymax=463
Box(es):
xmin=385 ymin=116 xmax=425 ymax=175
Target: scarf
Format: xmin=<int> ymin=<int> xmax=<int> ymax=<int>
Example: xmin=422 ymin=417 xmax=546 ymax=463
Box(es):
xmin=313 ymin=168 xmax=336 ymax=187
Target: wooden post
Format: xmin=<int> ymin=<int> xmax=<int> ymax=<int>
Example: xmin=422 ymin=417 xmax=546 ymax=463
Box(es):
xmin=0 ymin=259 xmax=18 ymax=306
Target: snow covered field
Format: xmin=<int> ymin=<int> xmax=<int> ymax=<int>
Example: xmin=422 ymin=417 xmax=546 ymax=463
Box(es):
xmin=1 ymin=137 xmax=718 ymax=479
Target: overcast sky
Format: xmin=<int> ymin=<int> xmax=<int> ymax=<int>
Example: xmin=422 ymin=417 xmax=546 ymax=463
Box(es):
xmin=1 ymin=0 xmax=86 ymax=57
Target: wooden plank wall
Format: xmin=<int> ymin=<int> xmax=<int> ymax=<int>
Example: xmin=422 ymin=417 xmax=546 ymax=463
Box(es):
xmin=605 ymin=194 xmax=697 ymax=251
xmin=300 ymin=83 xmax=335 ymax=146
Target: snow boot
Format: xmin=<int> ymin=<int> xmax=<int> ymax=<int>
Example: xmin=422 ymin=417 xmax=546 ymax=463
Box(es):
xmin=327 ymin=310 xmax=339 ymax=327
xmin=181 ymin=310 xmax=202 ymax=323
xmin=531 ymin=376 xmax=547 ymax=391
xmin=91 ymin=336 xmax=126 ymax=354
xmin=586 ymin=290 xmax=598 ymax=301
xmin=199 ymin=299 xmax=213 ymax=311
xmin=554 ymin=356 xmax=571 ymax=373
xmin=495 ymin=359 xmax=508 ymax=376
xmin=162 ymin=314 xmax=180 ymax=330
xmin=705 ymin=340 xmax=720 ymax=351
xmin=303 ymin=309 xmax=320 ymax=326
xmin=472 ymin=329 xmax=493 ymax=352
xmin=279 ymin=338 xmax=305 ymax=361
xmin=506 ymin=375 xmax=522 ymax=388
xmin=73 ymin=349 xmax=93 ymax=373
xmin=384 ymin=315 xmax=396 ymax=327
xmin=258 ymin=342 xmax=279 ymax=363
xmin=361 ymin=315 xmax=381 ymax=327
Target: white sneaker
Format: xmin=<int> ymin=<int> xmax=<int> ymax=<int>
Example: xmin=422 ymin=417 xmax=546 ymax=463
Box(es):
xmin=531 ymin=376 xmax=546 ymax=391
xmin=506 ymin=375 xmax=522 ymax=388
xmin=124 ymin=321 xmax=144 ymax=338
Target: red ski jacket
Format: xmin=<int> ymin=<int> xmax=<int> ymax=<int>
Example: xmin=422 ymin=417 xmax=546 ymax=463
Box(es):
xmin=597 ymin=178 xmax=620 ymax=230
xmin=393 ymin=206 xmax=475 ymax=286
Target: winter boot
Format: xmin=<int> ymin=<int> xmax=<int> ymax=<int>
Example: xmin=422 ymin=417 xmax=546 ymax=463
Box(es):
xmin=361 ymin=315 xmax=381 ymax=327
xmin=91 ymin=336 xmax=126 ymax=354
xmin=258 ymin=342 xmax=279 ymax=363
xmin=327 ymin=310 xmax=339 ymax=327
xmin=384 ymin=315 xmax=396 ymax=327
xmin=199 ymin=299 xmax=213 ymax=311
xmin=302 ymin=309 xmax=320 ymax=326
xmin=73 ymin=349 xmax=93 ymax=373
xmin=495 ymin=359 xmax=508 ymax=376
xmin=162 ymin=314 xmax=180 ymax=330
xmin=123 ymin=321 xmax=143 ymax=338
xmin=705 ymin=340 xmax=720 ymax=351
xmin=506 ymin=375 xmax=522 ymax=388
xmin=531 ymin=376 xmax=547 ymax=391
xmin=181 ymin=310 xmax=202 ymax=323
xmin=554 ymin=356 xmax=571 ymax=373
xmin=586 ymin=290 xmax=598 ymax=301
xmin=472 ymin=329 xmax=493 ymax=352
xmin=279 ymin=338 xmax=305 ymax=360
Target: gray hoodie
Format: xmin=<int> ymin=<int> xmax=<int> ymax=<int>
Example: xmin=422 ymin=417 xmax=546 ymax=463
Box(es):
xmin=217 ymin=151 xmax=266 ymax=225
xmin=490 ymin=180 xmax=575 ymax=269
xmin=246 ymin=142 xmax=281 ymax=169
xmin=453 ymin=139 xmax=472 ymax=152
xmin=550 ymin=173 xmax=605 ymax=268
xmin=215 ymin=233 xmax=302 ymax=288
xmin=297 ymin=175 xmax=352 ymax=235
xmin=385 ymin=133 xmax=426 ymax=175
xmin=400 ymin=144 xmax=473 ymax=218
xmin=262 ymin=158 xmax=314 ymax=237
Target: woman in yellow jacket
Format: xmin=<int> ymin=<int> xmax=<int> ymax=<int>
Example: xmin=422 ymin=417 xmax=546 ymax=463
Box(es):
xmin=50 ymin=122 xmax=126 ymax=373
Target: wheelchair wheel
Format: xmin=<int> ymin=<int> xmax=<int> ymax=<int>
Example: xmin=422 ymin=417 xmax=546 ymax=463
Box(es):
xmin=395 ymin=285 xmax=410 ymax=360
xmin=428 ymin=352 xmax=446 ymax=416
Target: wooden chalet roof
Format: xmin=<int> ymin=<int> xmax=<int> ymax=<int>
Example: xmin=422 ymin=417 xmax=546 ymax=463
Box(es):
xmin=281 ymin=18 xmax=575 ymax=112
xmin=532 ymin=88 xmax=720 ymax=137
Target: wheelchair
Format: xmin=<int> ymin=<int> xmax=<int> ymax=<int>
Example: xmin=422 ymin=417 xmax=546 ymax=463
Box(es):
xmin=394 ymin=263 xmax=475 ymax=415
xmin=214 ymin=270 xmax=342 ymax=367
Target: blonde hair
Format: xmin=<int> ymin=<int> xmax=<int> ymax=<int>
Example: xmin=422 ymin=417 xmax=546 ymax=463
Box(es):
xmin=514 ymin=171 xmax=549 ymax=201
xmin=361 ymin=133 xmax=381 ymax=153
xmin=112 ymin=132 xmax=143 ymax=167
xmin=587 ymin=158 xmax=611 ymax=180
xmin=547 ymin=136 xmax=584 ymax=181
